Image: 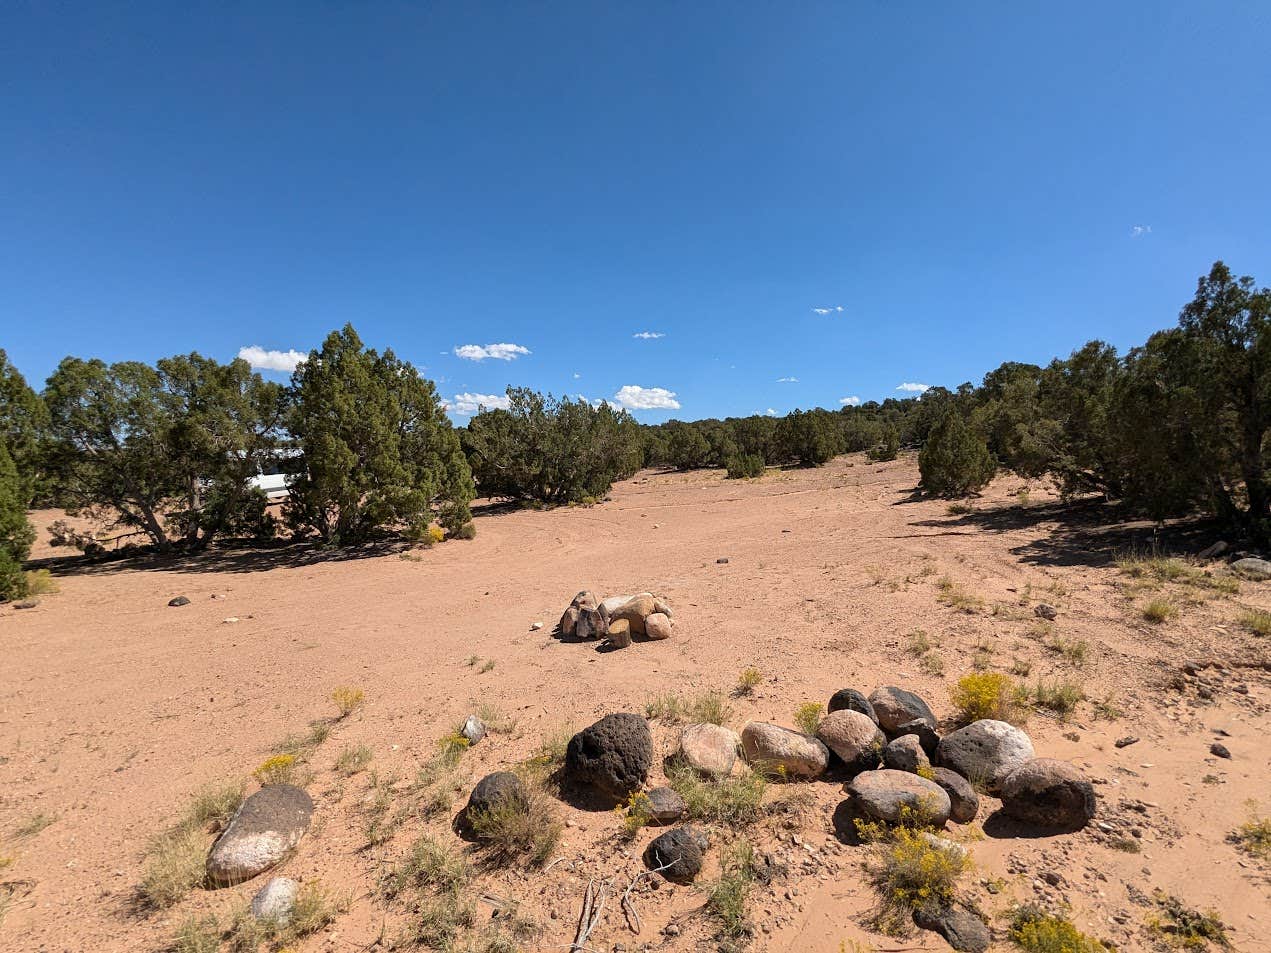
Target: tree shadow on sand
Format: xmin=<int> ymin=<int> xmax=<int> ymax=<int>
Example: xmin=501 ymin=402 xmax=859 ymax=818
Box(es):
xmin=906 ymin=497 xmax=1224 ymax=570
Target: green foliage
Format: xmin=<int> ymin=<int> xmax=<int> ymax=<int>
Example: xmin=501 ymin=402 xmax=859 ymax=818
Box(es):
xmin=285 ymin=325 xmax=473 ymax=542
xmin=775 ymin=408 xmax=841 ymax=467
xmin=0 ymin=439 xmax=34 ymax=601
xmin=726 ymin=452 xmax=765 ymax=479
xmin=708 ymin=840 xmax=759 ymax=943
xmin=466 ymin=777 xmax=562 ymax=868
xmin=919 ymin=410 xmax=997 ymax=497
xmin=462 ymin=387 xmax=642 ymax=504
xmin=794 ymin=702 xmax=823 ymax=735
xmin=1008 ymin=905 xmax=1110 ymax=952
xmin=0 ymin=348 xmax=48 ymax=504
xmin=734 ymin=666 xmax=762 ymax=695
xmin=1230 ymin=803 xmax=1271 ymax=860
xmin=866 ymin=425 xmax=900 ymax=461
xmin=666 ymin=764 xmax=767 ymax=826
xmin=864 ymin=824 xmax=972 ymax=933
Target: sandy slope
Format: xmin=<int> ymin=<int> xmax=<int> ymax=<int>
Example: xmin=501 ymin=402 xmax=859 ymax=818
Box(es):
xmin=1 ymin=454 xmax=1267 ymax=952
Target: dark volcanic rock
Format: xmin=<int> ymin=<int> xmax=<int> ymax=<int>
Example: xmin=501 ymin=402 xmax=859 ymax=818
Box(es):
xmin=998 ymin=758 xmax=1096 ymax=830
xmin=827 ymin=688 xmax=878 ymax=725
xmin=643 ymin=826 xmax=707 ymax=883
xmin=565 ymin=713 xmax=653 ymax=802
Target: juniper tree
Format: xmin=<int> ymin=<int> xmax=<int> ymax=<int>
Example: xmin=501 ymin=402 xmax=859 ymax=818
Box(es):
xmin=919 ymin=410 xmax=996 ymax=497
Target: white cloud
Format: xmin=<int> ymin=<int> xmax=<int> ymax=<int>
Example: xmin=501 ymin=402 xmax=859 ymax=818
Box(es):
xmin=812 ymin=306 xmax=845 ymax=315
xmin=445 ymin=392 xmax=511 ymax=415
xmin=775 ymin=376 xmax=799 ymax=383
xmin=633 ymin=331 xmax=665 ymax=339
xmin=765 ymin=408 xmax=777 ymax=416
xmin=453 ymin=343 xmax=530 ymax=361
xmin=1131 ymin=224 xmax=1152 ymax=238
xmin=896 ymin=382 xmax=931 ymax=393
xmin=573 ymin=372 xmax=581 ymax=379
xmin=238 ymin=346 xmax=306 ymax=373
xmin=613 ymin=385 xmax=681 ymax=410
xmin=839 ymin=395 xmax=861 ymax=406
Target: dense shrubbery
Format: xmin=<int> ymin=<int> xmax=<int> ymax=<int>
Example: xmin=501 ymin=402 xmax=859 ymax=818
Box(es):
xmin=462 ymin=388 xmax=642 ymax=505
xmin=0 ymin=439 xmax=34 ymax=600
xmin=919 ymin=411 xmax=996 ymax=497
xmin=285 ymin=325 xmax=473 ymax=543
xmin=726 ymin=453 xmax=765 ymax=479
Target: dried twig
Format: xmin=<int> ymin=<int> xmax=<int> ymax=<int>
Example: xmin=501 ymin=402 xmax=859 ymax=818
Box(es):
xmin=618 ymin=858 xmax=676 ymax=934
xmin=570 ymin=877 xmax=609 ymax=951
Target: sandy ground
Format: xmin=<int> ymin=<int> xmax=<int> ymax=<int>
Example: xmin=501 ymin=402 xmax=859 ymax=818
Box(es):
xmin=2 ymin=453 xmax=1268 ymax=952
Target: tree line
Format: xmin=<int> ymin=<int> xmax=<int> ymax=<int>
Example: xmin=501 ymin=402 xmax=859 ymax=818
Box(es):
xmin=2 ymin=260 xmax=1269 ymax=600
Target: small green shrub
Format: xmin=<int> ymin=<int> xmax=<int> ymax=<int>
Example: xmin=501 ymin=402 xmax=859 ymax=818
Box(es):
xmin=1030 ymin=679 xmax=1084 ymax=719
xmin=24 ymin=569 xmax=59 ymax=596
xmin=173 ymin=914 xmax=221 ymax=953
xmin=466 ymin=778 xmax=562 ymax=868
xmin=335 ymin=744 xmax=372 ymax=777
xmin=936 ymin=576 xmax=984 ymax=613
xmin=726 ymin=454 xmax=765 ymax=479
xmin=1229 ymin=803 xmax=1271 ymax=860
xmin=390 ymin=834 xmax=471 ymax=896
xmin=1147 ymin=893 xmax=1230 ymax=950
xmin=793 ymin=702 xmax=823 ymax=735
xmin=946 ymin=502 xmax=973 ymax=515
xmin=1239 ymin=609 xmax=1271 ymax=637
xmin=734 ymin=667 xmax=762 ymax=696
xmin=454 ymin=521 xmax=477 ymax=540
xmin=140 ymin=827 xmax=207 ymax=909
xmin=1142 ymin=598 xmax=1177 ymax=623
xmin=1009 ymin=904 xmax=1110 ymax=952
xmin=864 ymin=825 xmax=971 ymax=933
xmin=252 ymin=754 xmax=299 ymax=785
xmin=919 ymin=411 xmax=996 ymax=497
xmin=667 ymin=764 xmax=766 ymax=827
xmin=708 ymin=840 xmax=758 ymax=942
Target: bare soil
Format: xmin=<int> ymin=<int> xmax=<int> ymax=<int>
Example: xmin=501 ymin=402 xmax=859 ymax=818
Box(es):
xmin=2 ymin=453 xmax=1268 ymax=952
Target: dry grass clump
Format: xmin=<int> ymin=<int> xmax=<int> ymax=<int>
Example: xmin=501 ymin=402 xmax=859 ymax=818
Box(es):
xmin=475 ymin=701 xmax=516 ymax=733
xmin=335 ymin=744 xmax=373 ymax=777
xmin=1142 ymin=598 xmax=1178 ymax=624
xmin=863 ymin=825 xmax=972 ymax=935
xmin=139 ymin=780 xmax=244 ymax=909
xmin=331 ymin=686 xmax=365 ymax=719
xmin=466 ymin=775 xmax=562 ymax=868
xmin=1030 ymin=679 xmax=1084 ymax=720
xmin=707 ymin=839 xmax=759 ymax=946
xmin=520 ymin=723 xmax=575 ymax=776
xmin=951 ymin=673 xmax=1026 ymax=724
xmin=24 ymin=569 xmax=59 ymax=596
xmin=1008 ymin=904 xmax=1110 ymax=952
xmin=272 ymin=721 xmax=331 ymax=757
xmin=946 ymin=502 xmax=973 ymax=515
xmin=936 ymin=576 xmax=984 ymax=613
xmin=1048 ymin=637 xmax=1090 ymax=665
xmin=389 ymin=834 xmax=471 ymax=896
xmin=13 ymin=812 xmax=56 ymax=838
xmin=1239 ymin=608 xmax=1271 ymax=637
xmin=252 ymin=754 xmax=301 ymax=786
xmin=645 ymin=691 xmax=733 ymax=725
xmin=793 ymin=702 xmax=823 ymax=735
xmin=666 ymin=763 xmax=767 ymax=827
xmin=1229 ymin=802 xmax=1271 ymax=860
xmin=734 ymin=667 xmax=763 ymax=696
xmin=228 ymin=881 xmax=340 ymax=951
xmin=172 ymin=914 xmax=221 ymax=953
xmin=1147 ymin=892 xmax=1230 ymax=949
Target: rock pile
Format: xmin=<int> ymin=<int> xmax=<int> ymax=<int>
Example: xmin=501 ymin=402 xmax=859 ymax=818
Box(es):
xmin=556 ymin=590 xmax=675 ymax=648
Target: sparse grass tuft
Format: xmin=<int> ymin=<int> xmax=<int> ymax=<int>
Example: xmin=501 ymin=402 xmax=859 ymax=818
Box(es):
xmin=919 ymin=652 xmax=946 ymax=676
xmin=331 ymin=686 xmax=365 ymax=719
xmin=1147 ymin=892 xmax=1230 ymax=949
xmin=521 ymin=723 xmax=575 ymax=776
xmin=936 ymin=576 xmax=984 ymax=613
xmin=407 ymin=893 xmax=476 ymax=949
xmin=24 ymin=569 xmax=59 ymax=596
xmin=1049 ymin=637 xmax=1090 ymax=665
xmin=479 ymin=658 xmax=496 ymax=673
xmin=172 ymin=914 xmax=221 ymax=953
xmin=14 ymin=813 xmax=56 ymax=838
xmin=476 ymin=701 xmax=516 ymax=733
xmin=466 ymin=776 xmax=562 ymax=868
xmin=389 ymin=834 xmax=471 ymax=896
xmin=1109 ymin=836 xmax=1141 ymax=853
xmin=1239 ymin=608 xmax=1271 ymax=637
xmin=335 ymin=744 xmax=373 ymax=777
xmin=1142 ymin=598 xmax=1177 ymax=624
xmin=734 ymin=667 xmax=762 ymax=696
xmin=951 ymin=672 xmax=1026 ymax=724
xmin=667 ymin=763 xmax=767 ymax=827
xmin=1030 ymin=679 xmax=1084 ymax=720
xmin=906 ymin=629 xmax=935 ymax=655
xmin=708 ymin=839 xmax=758 ymax=943
xmin=228 ymin=881 xmax=341 ymax=950
xmin=863 ymin=825 xmax=971 ymax=934
xmin=140 ymin=827 xmax=207 ymax=909
xmin=1008 ymin=904 xmax=1110 ymax=952
xmin=794 ymin=702 xmax=823 ymax=735
xmin=272 ymin=721 xmax=331 ymax=757
xmin=946 ymin=502 xmax=973 ymax=515
xmin=1229 ymin=802 xmax=1271 ymax=860
xmin=437 ymin=732 xmax=471 ymax=763
xmin=645 ymin=690 xmax=733 ymax=726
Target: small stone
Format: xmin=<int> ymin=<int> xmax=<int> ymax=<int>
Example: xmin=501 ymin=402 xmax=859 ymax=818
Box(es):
xmin=460 ymin=715 xmax=486 ymax=745
xmin=912 ymin=903 xmax=990 ymax=951
xmin=463 ymin=772 xmax=524 ymax=826
xmin=222 ymin=617 xmax=239 ymax=624
xmin=251 ymin=877 xmax=299 ymax=924
xmin=1210 ymin=742 xmax=1232 ymax=759
xmin=643 ymin=786 xmax=687 ymax=825
xmin=930 ymin=767 xmax=979 ymax=823
xmin=168 ymin=596 xmax=191 ymax=607
xmin=530 ymin=621 xmax=543 ymax=631
xmin=717 ymin=557 xmax=730 ymax=564
xmin=565 ymin=713 xmax=653 ymax=803
xmin=1114 ymin=737 xmax=1139 ymax=749
xmin=13 ymin=599 xmax=38 ymax=609
xmin=643 ymin=827 xmax=706 ymax=883
xmin=1034 ymin=603 xmax=1058 ymax=621
xmin=644 ymin=612 xmax=673 ymax=641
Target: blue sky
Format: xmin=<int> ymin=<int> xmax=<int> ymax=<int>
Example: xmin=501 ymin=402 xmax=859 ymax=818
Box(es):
xmin=3 ymin=3 xmax=1269 ymax=422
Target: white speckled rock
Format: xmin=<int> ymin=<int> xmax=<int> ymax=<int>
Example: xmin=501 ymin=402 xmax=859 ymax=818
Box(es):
xmin=251 ymin=877 xmax=299 ymax=924
xmin=936 ymin=720 xmax=1034 ymax=794
xmin=740 ymin=722 xmax=829 ymax=779
xmin=207 ymin=785 xmax=313 ymax=887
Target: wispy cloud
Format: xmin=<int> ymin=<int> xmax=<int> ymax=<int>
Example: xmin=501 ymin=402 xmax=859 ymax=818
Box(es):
xmin=444 ymin=392 xmax=512 ymax=415
xmin=765 ymin=408 xmax=777 ymax=416
xmin=632 ymin=331 xmax=665 ymax=340
xmin=896 ymin=382 xmax=931 ymax=393
xmin=238 ymin=346 xmax=306 ymax=373
xmin=839 ymin=395 xmax=861 ymax=406
xmin=775 ymin=376 xmax=799 ymax=383
xmin=453 ymin=343 xmax=531 ymax=361
xmin=1131 ymin=224 xmax=1152 ymax=238
xmin=812 ymin=305 xmax=845 ymax=315
xmin=573 ymin=372 xmax=581 ymax=379
xmin=613 ymin=385 xmax=680 ymax=410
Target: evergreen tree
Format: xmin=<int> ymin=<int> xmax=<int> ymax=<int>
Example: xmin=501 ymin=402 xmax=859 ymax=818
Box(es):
xmin=0 ymin=349 xmax=49 ymax=504
xmin=285 ymin=325 xmax=474 ymax=542
xmin=0 ymin=439 xmax=34 ymax=600
xmin=919 ymin=411 xmax=997 ymax=497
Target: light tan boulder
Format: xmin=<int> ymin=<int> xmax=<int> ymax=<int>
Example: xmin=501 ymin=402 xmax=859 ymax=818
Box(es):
xmin=740 ymin=722 xmax=829 ymax=779
xmin=677 ymin=723 xmax=740 ymax=777
xmin=645 ymin=612 xmax=673 ymax=640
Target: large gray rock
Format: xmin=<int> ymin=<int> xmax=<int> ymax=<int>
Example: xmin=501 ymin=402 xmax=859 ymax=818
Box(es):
xmin=869 ymin=686 xmax=937 ymax=735
xmin=846 ymin=769 xmax=951 ymax=826
xmin=565 ymin=713 xmax=652 ymax=802
xmin=827 ymin=688 xmax=878 ymax=725
xmin=1232 ymin=557 xmax=1271 ymax=580
xmin=740 ymin=722 xmax=829 ymax=779
xmin=207 ymin=785 xmax=314 ymax=887
xmin=998 ymin=758 xmax=1096 ymax=830
xmin=936 ymin=719 xmax=1034 ymax=794
xmin=460 ymin=715 xmax=486 ymax=745
xmin=250 ymin=877 xmax=299 ymax=924
xmin=815 ymin=710 xmax=885 ymax=774
xmin=644 ymin=786 xmax=686 ymax=825
xmin=677 ymin=723 xmax=739 ymax=778
xmin=558 ymin=605 xmax=580 ymax=637
xmin=913 ymin=903 xmax=991 ymax=952
xmin=643 ymin=826 xmax=707 ymax=883
xmin=883 ymin=734 xmax=930 ymax=774
xmin=930 ymin=766 xmax=980 ymax=824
